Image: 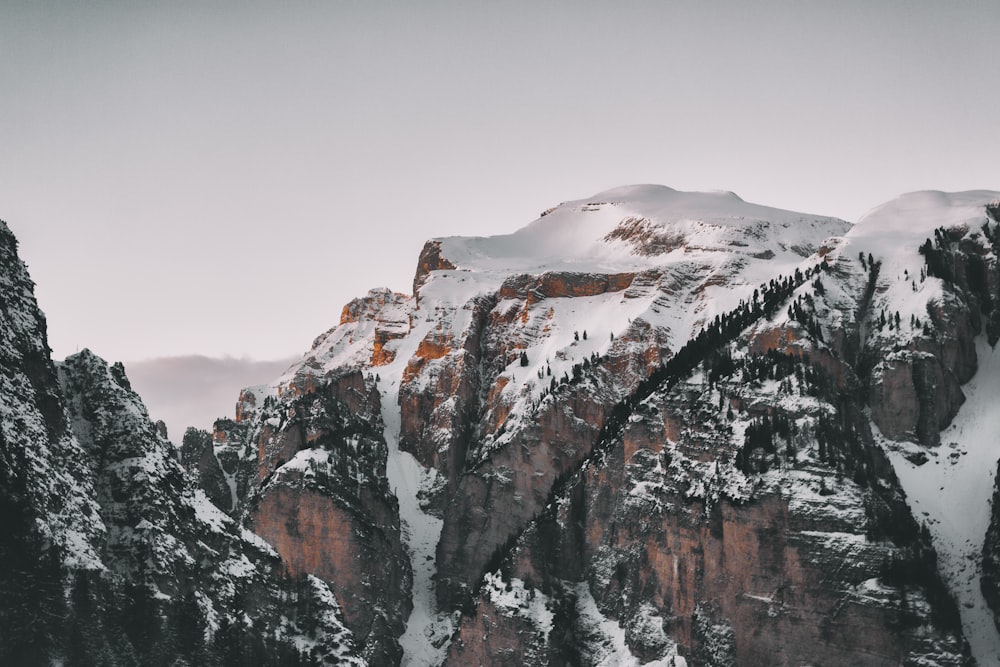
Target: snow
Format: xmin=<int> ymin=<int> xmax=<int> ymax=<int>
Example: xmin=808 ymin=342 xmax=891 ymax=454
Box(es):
xmin=374 ymin=313 xmax=457 ymax=666
xmin=217 ymin=185 xmax=997 ymax=662
xmin=281 ymin=446 xmax=332 ymax=472
xmin=481 ymin=571 xmax=554 ymax=635
xmin=406 ymin=187 xmax=849 ymax=460
xmin=884 ymin=336 xmax=1000 ymax=663
xmin=841 ymin=189 xmax=1000 ymax=663
xmin=842 ymin=190 xmax=1000 ymax=343
xmin=189 ymin=488 xmax=233 ymax=534
xmin=288 ymin=575 xmax=367 ymax=666
xmin=240 ymin=526 xmax=279 ymax=557
xmin=437 ymin=184 xmax=847 ymax=276
xmin=573 ymin=582 xmax=687 ymax=667
xmin=216 ymin=552 xmax=255 ymax=580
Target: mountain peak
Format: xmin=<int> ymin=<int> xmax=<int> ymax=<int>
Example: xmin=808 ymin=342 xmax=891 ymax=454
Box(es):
xmin=419 ymin=185 xmax=849 ymax=297
xmin=857 ymin=189 xmax=1000 ymax=235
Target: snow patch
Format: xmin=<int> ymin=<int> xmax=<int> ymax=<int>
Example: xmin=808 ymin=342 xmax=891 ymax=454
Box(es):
xmin=883 ymin=337 xmax=1000 ymax=663
xmin=574 ymin=582 xmax=687 ymax=667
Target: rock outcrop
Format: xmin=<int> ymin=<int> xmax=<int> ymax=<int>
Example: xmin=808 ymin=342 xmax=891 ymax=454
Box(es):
xmin=0 ymin=220 xmax=363 ymax=665
xmin=447 ymin=302 xmax=970 ymax=664
xmin=234 ymin=367 xmax=413 ymax=664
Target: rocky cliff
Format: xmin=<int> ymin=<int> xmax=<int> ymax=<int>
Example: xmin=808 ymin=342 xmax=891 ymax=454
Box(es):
xmin=192 ymin=186 xmax=999 ymax=665
xmin=0 ymin=221 xmax=366 ymax=665
xmin=5 ymin=185 xmax=1000 ymax=666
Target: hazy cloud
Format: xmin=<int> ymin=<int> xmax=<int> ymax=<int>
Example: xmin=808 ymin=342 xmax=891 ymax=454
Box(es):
xmin=124 ymin=355 xmax=297 ymax=443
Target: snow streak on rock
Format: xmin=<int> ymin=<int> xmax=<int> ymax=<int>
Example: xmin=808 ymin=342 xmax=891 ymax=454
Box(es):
xmin=377 ymin=311 xmax=457 ymax=666
xmin=886 ymin=337 xmax=1000 ymax=663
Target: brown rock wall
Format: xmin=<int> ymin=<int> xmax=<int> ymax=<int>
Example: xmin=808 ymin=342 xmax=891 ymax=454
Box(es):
xmin=398 ymin=298 xmax=493 ymax=480
xmin=498 ymin=271 xmax=637 ymax=300
xmin=413 ymin=240 xmax=457 ymax=298
xmin=248 ymin=480 xmax=410 ymax=665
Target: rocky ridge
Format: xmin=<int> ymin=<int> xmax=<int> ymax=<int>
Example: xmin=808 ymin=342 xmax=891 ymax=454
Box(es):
xmin=0 ymin=221 xmax=364 ymax=665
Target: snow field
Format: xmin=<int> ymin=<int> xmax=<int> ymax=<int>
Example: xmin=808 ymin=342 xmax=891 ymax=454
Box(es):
xmin=885 ymin=337 xmax=1000 ymax=663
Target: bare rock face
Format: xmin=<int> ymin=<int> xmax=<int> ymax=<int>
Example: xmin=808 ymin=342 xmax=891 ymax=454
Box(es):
xmin=191 ymin=188 xmax=997 ymax=664
xmin=446 ymin=312 xmax=970 ymax=665
xmin=179 ymin=426 xmax=232 ymax=511
xmin=868 ymin=350 xmax=967 ymax=447
xmin=413 ymin=240 xmax=457 ymax=298
xmin=248 ymin=475 xmax=409 ymax=665
xmin=336 ymin=288 xmax=412 ymax=367
xmin=398 ymin=295 xmax=492 ymax=480
xmin=433 ymin=314 xmax=671 ymax=610
xmin=498 ymin=271 xmax=638 ymax=300
xmin=236 ymin=368 xmax=412 ymax=664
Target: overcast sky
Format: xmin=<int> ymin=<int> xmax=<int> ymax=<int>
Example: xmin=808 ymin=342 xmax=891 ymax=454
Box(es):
xmin=3 ymin=0 xmax=998 ymax=364
xmin=123 ymin=355 xmax=296 ymax=441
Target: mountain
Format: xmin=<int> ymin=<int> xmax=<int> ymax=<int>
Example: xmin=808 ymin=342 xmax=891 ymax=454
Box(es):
xmin=182 ymin=185 xmax=998 ymax=665
xmin=3 ymin=185 xmax=999 ymax=665
xmin=0 ymin=223 xmax=361 ymax=666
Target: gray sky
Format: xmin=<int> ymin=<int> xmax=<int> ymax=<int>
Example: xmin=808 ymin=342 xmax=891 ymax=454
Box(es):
xmin=123 ymin=355 xmax=296 ymax=441
xmin=3 ymin=0 xmax=998 ymax=363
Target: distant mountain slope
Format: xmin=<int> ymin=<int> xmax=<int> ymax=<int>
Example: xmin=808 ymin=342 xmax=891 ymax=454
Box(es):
xmin=123 ymin=354 xmax=297 ymax=443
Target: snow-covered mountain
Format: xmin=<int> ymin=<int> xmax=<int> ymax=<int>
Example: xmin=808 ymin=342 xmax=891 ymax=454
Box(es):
xmin=0 ymin=223 xmax=362 ymax=666
xmin=4 ymin=185 xmax=1000 ymax=665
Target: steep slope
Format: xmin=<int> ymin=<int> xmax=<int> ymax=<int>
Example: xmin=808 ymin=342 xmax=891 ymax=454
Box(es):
xmin=0 ymin=221 xmax=105 ymax=662
xmin=207 ymin=185 xmax=992 ymax=664
xmin=410 ymin=185 xmax=851 ymax=608
xmin=445 ymin=194 xmax=990 ymax=663
xmin=200 ymin=323 xmax=414 ymax=662
xmin=839 ymin=191 xmax=1000 ymax=663
xmin=0 ymin=220 xmax=364 ymax=666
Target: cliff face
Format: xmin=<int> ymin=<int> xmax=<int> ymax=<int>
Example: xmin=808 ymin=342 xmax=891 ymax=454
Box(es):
xmin=0 ymin=221 xmax=364 ymax=665
xmin=204 ymin=186 xmax=998 ymax=664
xmin=205 ymin=363 xmax=413 ymax=664
xmin=983 ymin=460 xmax=1000 ymax=631
xmin=447 ymin=287 xmax=970 ymax=665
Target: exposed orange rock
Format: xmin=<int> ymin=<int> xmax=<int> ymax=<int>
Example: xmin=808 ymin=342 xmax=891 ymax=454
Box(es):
xmin=339 ymin=287 xmax=408 ymax=325
xmin=412 ymin=240 xmax=457 ymax=299
xmin=256 ymin=422 xmax=297 ymax=483
xmin=498 ymin=272 xmax=636 ymax=300
xmin=371 ymin=331 xmax=397 ymax=366
xmin=250 ymin=484 xmax=363 ymax=605
xmin=235 ymin=388 xmax=257 ymax=423
xmin=248 ymin=479 xmax=410 ymax=664
xmin=485 ymin=376 xmax=511 ymax=431
xmin=748 ymin=325 xmax=800 ymax=355
xmin=416 ymin=336 xmax=452 ymax=362
xmin=401 ymin=333 xmax=454 ymax=384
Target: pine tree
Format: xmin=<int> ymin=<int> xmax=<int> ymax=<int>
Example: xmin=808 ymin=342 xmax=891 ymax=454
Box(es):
xmin=0 ymin=455 xmax=66 ymax=666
